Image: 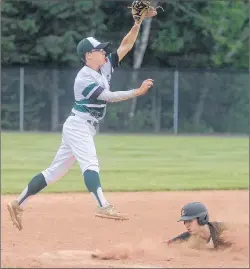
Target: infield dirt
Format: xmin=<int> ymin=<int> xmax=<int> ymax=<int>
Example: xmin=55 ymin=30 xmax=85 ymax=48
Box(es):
xmin=2 ymin=191 xmax=249 ymax=268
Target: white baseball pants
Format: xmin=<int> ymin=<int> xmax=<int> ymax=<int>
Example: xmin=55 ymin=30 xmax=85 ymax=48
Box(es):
xmin=42 ymin=115 xmax=99 ymax=185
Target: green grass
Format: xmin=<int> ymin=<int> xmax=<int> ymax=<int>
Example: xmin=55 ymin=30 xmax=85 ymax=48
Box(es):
xmin=1 ymin=132 xmax=249 ymax=194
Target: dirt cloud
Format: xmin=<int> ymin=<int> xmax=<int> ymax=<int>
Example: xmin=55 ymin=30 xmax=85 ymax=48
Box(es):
xmin=92 ymin=222 xmax=249 ymax=267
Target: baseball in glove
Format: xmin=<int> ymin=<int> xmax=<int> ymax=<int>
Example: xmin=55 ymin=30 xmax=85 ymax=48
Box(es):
xmin=128 ymin=0 xmax=164 ymax=24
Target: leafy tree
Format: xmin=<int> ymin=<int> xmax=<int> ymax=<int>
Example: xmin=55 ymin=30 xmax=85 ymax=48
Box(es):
xmin=1 ymin=0 xmax=248 ymax=133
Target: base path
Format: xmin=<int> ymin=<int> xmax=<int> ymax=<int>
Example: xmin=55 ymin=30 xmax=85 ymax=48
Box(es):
xmin=2 ymin=191 xmax=249 ymax=268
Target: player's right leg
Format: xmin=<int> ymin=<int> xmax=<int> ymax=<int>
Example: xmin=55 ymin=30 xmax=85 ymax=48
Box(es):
xmin=7 ymin=138 xmax=75 ymax=231
xmin=63 ymin=115 xmax=128 ymax=221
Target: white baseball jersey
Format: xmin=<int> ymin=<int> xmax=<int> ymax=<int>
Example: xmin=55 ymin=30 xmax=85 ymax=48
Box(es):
xmin=72 ymin=52 xmax=119 ymax=122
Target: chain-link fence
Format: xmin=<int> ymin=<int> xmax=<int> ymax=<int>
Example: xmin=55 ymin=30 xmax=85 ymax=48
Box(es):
xmin=1 ymin=67 xmax=248 ymax=134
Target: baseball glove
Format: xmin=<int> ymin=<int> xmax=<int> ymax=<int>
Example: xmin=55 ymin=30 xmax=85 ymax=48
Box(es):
xmin=128 ymin=0 xmax=164 ymax=24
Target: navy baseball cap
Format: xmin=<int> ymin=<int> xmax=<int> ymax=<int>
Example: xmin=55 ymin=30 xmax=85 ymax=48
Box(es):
xmin=76 ymin=37 xmax=110 ymax=58
xmin=178 ymin=202 xmax=208 ymax=222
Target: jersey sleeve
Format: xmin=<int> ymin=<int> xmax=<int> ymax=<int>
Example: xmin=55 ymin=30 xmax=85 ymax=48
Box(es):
xmin=97 ymin=88 xmax=135 ymax=103
xmin=166 ymin=232 xmax=191 ymax=244
xmin=107 ymin=51 xmax=120 ymax=69
xmin=75 ymin=76 xmax=105 ymax=101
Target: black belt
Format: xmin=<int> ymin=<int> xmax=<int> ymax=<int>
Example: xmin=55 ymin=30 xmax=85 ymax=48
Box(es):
xmin=70 ymin=112 xmax=98 ymax=128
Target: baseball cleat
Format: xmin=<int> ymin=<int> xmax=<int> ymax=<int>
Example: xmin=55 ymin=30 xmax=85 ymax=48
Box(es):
xmin=95 ymin=204 xmax=129 ymax=221
xmin=7 ymin=200 xmax=23 ymax=231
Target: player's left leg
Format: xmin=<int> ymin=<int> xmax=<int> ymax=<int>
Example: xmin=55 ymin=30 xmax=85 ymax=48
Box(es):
xmin=7 ymin=137 xmax=75 ymax=230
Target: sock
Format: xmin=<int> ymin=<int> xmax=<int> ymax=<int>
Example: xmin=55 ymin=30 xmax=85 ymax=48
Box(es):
xmin=83 ymin=170 xmax=109 ymax=207
xmin=17 ymin=173 xmax=47 ymax=207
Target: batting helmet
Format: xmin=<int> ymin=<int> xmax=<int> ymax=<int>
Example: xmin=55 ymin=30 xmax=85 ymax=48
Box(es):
xmin=178 ymin=202 xmax=209 ymax=225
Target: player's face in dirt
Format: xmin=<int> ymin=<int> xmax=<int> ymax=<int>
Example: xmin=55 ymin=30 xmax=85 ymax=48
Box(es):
xmin=87 ymin=49 xmax=106 ymax=66
xmin=184 ymin=218 xmax=200 ymax=234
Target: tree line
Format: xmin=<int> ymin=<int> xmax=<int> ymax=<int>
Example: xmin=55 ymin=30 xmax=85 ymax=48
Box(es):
xmin=1 ymin=0 xmax=249 ymax=133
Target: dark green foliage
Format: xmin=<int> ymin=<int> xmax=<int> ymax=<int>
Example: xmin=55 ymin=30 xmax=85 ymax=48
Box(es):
xmin=1 ymin=0 xmax=248 ymax=133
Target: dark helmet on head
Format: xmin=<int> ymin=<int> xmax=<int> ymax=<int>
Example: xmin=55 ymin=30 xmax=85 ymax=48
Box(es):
xmin=178 ymin=202 xmax=209 ymax=225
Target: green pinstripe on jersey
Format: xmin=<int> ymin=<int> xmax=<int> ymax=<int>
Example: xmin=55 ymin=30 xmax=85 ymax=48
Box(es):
xmin=82 ymin=83 xmax=98 ymax=97
xmin=73 ymin=99 xmax=107 ymax=119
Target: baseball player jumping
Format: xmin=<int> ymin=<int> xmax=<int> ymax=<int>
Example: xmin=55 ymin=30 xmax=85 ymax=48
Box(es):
xmin=7 ymin=5 xmax=158 ymax=231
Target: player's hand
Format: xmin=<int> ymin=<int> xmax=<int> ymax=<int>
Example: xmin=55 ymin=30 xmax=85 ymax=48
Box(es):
xmin=145 ymin=7 xmax=158 ymax=18
xmin=134 ymin=79 xmax=154 ymax=97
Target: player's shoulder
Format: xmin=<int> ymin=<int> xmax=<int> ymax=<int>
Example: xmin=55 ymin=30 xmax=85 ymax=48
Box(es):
xmin=209 ymin=221 xmax=228 ymax=232
xmin=74 ymin=68 xmax=94 ymax=92
xmin=77 ymin=66 xmax=91 ymax=76
xmin=208 ymin=221 xmax=232 ymax=249
xmin=208 ymin=221 xmax=227 ymax=242
xmin=75 ymin=67 xmax=93 ymax=82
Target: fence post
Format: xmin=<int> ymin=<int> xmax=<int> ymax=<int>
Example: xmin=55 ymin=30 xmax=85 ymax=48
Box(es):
xmin=19 ymin=67 xmax=24 ymax=132
xmin=173 ymin=70 xmax=179 ymax=134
